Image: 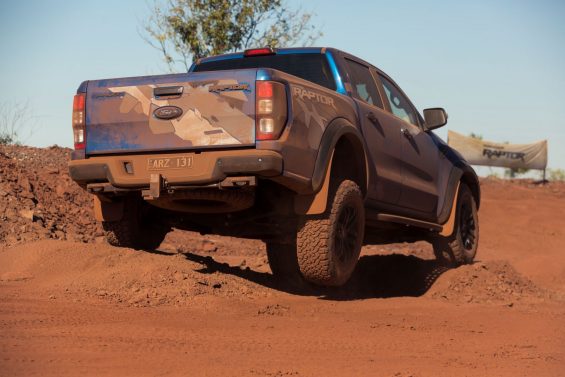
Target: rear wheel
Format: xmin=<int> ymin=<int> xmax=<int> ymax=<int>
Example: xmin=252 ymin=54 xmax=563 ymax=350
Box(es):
xmin=433 ymin=183 xmax=479 ymax=266
xmin=102 ymin=196 xmax=170 ymax=250
xmin=296 ymin=180 xmax=365 ymax=287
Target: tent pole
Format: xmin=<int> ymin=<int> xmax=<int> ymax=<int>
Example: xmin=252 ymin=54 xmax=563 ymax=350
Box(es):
xmin=543 ymin=168 xmax=546 ymax=183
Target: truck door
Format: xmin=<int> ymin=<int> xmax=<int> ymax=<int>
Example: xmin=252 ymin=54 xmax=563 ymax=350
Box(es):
xmin=377 ymin=73 xmax=440 ymax=217
xmin=343 ymin=58 xmax=404 ymax=205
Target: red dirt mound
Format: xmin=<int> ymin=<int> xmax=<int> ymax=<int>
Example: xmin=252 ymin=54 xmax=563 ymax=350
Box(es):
xmin=428 ymin=260 xmax=551 ymax=305
xmin=0 ymin=240 xmax=272 ymax=307
xmin=0 ymin=145 xmax=101 ymax=245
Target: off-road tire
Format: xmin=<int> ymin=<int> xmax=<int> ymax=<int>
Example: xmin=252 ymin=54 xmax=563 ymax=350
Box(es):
xmin=102 ymin=196 xmax=170 ymax=250
xmin=296 ymin=180 xmax=365 ymax=287
xmin=433 ymin=183 xmax=479 ymax=266
xmin=265 ymin=242 xmax=302 ymax=283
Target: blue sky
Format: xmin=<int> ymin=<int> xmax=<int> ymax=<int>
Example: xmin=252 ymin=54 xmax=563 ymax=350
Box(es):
xmin=1 ymin=0 xmax=564 ymax=171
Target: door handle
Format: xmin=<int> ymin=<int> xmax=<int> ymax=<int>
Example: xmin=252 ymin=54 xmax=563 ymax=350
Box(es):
xmin=154 ymin=86 xmax=184 ymax=99
xmin=367 ymin=112 xmax=379 ymax=124
xmin=401 ymin=128 xmax=413 ymax=139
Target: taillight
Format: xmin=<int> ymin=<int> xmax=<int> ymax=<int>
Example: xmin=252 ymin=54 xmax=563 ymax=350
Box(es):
xmin=255 ymin=81 xmax=287 ymax=140
xmin=72 ymin=93 xmax=86 ymax=150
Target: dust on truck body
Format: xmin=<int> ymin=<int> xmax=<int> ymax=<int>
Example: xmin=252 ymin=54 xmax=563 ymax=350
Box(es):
xmin=69 ymin=47 xmax=481 ymax=287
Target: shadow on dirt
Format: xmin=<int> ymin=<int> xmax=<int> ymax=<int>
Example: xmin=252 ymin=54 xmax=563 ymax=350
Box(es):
xmin=329 ymin=254 xmax=450 ymax=300
xmin=179 ymin=251 xmax=450 ymax=300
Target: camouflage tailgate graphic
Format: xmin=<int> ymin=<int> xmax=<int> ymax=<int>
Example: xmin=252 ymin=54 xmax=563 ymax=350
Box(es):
xmin=85 ymin=71 xmax=256 ymax=154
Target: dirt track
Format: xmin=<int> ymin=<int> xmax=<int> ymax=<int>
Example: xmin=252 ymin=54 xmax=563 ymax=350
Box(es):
xmin=1 ymin=147 xmax=565 ymax=376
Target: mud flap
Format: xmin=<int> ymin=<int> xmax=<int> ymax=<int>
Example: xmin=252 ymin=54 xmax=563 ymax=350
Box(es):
xmin=439 ymin=182 xmax=460 ymax=237
xmin=294 ymin=153 xmax=334 ymax=215
xmin=93 ymin=196 xmax=124 ymax=222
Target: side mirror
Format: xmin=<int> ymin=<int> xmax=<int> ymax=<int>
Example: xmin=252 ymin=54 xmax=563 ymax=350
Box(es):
xmin=423 ymin=108 xmax=448 ymax=131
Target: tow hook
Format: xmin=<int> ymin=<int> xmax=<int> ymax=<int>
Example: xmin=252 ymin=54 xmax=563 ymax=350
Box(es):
xmin=142 ymin=173 xmax=166 ymax=200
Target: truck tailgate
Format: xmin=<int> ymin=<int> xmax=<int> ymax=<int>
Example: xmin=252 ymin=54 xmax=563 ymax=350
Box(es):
xmin=84 ymin=70 xmax=257 ymax=155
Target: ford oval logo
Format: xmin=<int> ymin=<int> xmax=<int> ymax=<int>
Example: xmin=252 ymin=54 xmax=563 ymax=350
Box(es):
xmin=153 ymin=106 xmax=183 ymax=120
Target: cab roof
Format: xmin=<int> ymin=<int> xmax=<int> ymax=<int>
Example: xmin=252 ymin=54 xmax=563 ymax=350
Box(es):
xmin=196 ymin=47 xmax=327 ymax=65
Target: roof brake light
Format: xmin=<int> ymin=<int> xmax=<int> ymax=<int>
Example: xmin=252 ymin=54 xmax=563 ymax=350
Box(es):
xmin=244 ymin=47 xmax=275 ymax=57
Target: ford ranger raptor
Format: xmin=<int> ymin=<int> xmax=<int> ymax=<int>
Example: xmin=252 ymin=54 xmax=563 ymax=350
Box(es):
xmin=69 ymin=47 xmax=480 ymax=287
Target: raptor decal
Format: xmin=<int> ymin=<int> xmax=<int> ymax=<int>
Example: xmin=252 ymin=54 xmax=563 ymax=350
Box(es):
xmin=292 ymin=85 xmax=337 ymax=110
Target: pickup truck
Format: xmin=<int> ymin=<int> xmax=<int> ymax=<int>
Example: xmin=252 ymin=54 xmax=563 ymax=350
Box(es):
xmin=69 ymin=47 xmax=480 ymax=287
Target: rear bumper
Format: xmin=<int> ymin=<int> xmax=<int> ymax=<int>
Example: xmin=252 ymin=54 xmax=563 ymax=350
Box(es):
xmin=68 ymin=149 xmax=283 ymax=188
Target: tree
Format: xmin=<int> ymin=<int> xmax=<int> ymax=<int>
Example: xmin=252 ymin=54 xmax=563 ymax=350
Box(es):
xmin=142 ymin=0 xmax=322 ymax=72
xmin=548 ymin=168 xmax=565 ymax=181
xmin=504 ymin=167 xmax=529 ymax=179
xmin=0 ymin=101 xmax=36 ymax=145
xmin=469 ymin=132 xmax=483 ymax=140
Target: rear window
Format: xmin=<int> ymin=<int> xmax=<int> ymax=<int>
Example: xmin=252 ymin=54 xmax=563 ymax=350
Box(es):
xmin=193 ymin=53 xmax=336 ymax=91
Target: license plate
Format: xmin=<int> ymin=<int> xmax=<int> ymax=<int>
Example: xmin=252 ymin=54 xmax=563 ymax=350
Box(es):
xmin=147 ymin=156 xmax=193 ymax=170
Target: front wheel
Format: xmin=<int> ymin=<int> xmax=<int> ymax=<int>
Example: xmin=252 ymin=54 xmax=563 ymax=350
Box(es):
xmin=433 ymin=183 xmax=479 ymax=266
xmin=296 ymin=180 xmax=365 ymax=287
